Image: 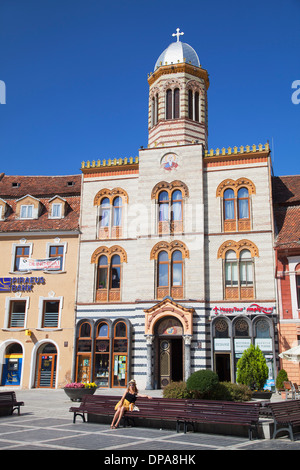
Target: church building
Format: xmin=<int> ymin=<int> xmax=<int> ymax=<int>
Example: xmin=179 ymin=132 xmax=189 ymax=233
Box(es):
xmin=75 ymin=30 xmax=277 ymax=389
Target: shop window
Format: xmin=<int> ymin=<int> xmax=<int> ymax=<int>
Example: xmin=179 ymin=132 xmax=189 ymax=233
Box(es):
xmin=94 ymin=322 xmax=110 ymax=387
xmin=112 ymin=321 xmax=128 ymax=387
xmin=216 ymin=178 xmax=255 ymax=232
xmin=76 ymin=321 xmax=92 ymax=383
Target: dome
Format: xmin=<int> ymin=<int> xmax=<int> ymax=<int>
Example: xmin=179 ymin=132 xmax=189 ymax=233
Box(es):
xmin=154 ymin=38 xmax=200 ymax=71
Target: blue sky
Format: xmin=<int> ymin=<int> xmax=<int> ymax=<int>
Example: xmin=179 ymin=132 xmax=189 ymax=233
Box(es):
xmin=0 ymin=0 xmax=299 ymax=177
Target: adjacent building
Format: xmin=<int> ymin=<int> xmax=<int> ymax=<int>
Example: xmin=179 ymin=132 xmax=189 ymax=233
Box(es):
xmin=75 ymin=31 xmax=278 ymax=390
xmin=273 ymin=175 xmax=300 ymax=383
xmin=0 ymin=173 xmax=81 ymax=388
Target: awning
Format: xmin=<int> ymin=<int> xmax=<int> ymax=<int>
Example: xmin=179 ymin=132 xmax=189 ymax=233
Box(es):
xmin=279 ymin=345 xmax=300 ymax=361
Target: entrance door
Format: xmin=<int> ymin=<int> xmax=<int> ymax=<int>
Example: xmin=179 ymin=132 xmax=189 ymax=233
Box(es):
xmin=159 ymin=338 xmax=183 ymax=388
xmin=36 ymin=343 xmax=57 ymax=388
xmin=215 ymin=353 xmax=231 ymax=382
xmin=1 ymin=343 xmax=23 ymax=386
xmin=76 ymin=354 xmax=91 ymax=383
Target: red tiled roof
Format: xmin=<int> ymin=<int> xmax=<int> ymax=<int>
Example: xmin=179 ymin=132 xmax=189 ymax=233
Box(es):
xmin=273 ymin=175 xmax=300 ymax=249
xmin=0 ymin=174 xmax=81 ymax=233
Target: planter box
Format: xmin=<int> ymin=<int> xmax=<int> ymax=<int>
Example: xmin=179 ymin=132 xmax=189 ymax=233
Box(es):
xmin=64 ymin=387 xmax=96 ymax=402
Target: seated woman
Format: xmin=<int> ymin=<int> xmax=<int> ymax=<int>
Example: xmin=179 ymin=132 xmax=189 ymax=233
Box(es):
xmin=111 ymin=379 xmax=152 ymax=429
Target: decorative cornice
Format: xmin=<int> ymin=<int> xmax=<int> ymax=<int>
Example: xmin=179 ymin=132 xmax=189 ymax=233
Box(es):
xmin=217 ymin=239 xmax=259 ymax=259
xmin=81 ymin=157 xmax=139 ymax=175
xmin=205 ymin=143 xmax=270 ymax=158
xmin=148 ymin=63 xmax=209 ymax=89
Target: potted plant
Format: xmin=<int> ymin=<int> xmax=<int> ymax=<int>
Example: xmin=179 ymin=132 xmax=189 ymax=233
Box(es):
xmin=236 ymin=344 xmax=272 ymax=399
xmin=63 ymin=382 xmax=98 ymax=401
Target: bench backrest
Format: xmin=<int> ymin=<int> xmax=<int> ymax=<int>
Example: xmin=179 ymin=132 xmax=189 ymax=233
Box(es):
xmin=0 ymin=391 xmax=16 ymax=404
xmin=283 ymin=381 xmax=293 ymax=391
xmin=267 ymin=400 xmax=300 ymax=418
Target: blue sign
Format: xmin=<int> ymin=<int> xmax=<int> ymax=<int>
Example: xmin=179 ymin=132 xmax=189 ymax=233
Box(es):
xmin=0 ymin=278 xmax=12 ymax=292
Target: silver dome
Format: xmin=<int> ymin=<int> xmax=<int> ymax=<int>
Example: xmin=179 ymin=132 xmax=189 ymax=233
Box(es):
xmin=154 ymin=41 xmax=200 ymax=70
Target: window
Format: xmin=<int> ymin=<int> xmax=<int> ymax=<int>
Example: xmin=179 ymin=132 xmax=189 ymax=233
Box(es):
xmin=51 ymin=203 xmax=62 ymax=218
xmin=49 ymin=245 xmax=64 ymax=271
xmin=9 ymin=300 xmax=26 ymax=328
xmin=297 ymin=273 xmax=300 ymax=310
xmin=220 ymin=244 xmax=256 ymax=300
xmin=152 ymin=242 xmax=189 ymax=300
xmin=166 ymin=88 xmax=180 ymax=119
xmin=93 ymin=247 xmax=127 ymax=302
xmin=42 ymin=300 xmax=60 ymax=328
xmin=217 ymin=178 xmax=255 ymax=232
xmin=151 ymin=93 xmax=159 ymax=126
xmin=157 ymin=189 xmax=183 ymax=234
xmin=94 ymin=188 xmax=128 ymax=239
xmin=14 ymin=246 xmax=30 ymax=271
xmin=20 ymin=205 xmax=33 ymax=219
xmin=188 ymin=89 xmax=200 ymax=122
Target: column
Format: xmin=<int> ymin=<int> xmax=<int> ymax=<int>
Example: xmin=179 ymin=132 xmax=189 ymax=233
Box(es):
xmin=183 ymin=335 xmax=192 ymax=381
xmin=145 ymin=334 xmax=154 ymax=389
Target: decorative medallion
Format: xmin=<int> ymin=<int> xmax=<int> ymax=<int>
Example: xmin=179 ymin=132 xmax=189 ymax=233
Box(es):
xmin=160 ymin=153 xmax=179 ymax=171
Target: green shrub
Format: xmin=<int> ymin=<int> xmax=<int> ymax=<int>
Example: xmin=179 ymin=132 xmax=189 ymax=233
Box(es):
xmin=219 ymin=382 xmax=252 ymax=402
xmin=186 ymin=369 xmax=219 ymax=399
xmin=162 ymin=381 xmax=191 ymax=399
xmin=276 ymin=369 xmax=288 ymax=390
xmin=236 ymin=344 xmax=269 ymax=390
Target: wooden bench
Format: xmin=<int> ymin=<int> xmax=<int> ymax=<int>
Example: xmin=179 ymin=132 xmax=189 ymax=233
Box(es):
xmin=69 ymin=395 xmax=261 ymax=439
xmin=266 ymin=400 xmax=300 ymax=440
xmin=0 ymin=391 xmax=24 ymax=416
xmin=182 ymin=399 xmax=261 ymax=440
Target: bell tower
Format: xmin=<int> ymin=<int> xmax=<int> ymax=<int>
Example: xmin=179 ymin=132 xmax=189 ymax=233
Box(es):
xmin=148 ymin=29 xmax=209 ymax=149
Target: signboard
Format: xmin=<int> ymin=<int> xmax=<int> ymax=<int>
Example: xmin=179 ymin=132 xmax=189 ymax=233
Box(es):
xmin=234 ymin=338 xmax=251 ymax=353
xmin=214 ymin=338 xmax=231 ymax=351
xmin=19 ymin=257 xmax=61 ymax=271
xmin=212 ymin=303 xmax=275 ymax=316
xmin=0 ymin=276 xmax=45 ymax=292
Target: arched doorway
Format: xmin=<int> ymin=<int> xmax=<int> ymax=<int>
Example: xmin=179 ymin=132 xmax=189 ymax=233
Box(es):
xmin=1 ymin=343 xmax=23 ymax=386
xmin=35 ymin=343 xmax=57 ymax=388
xmin=155 ymin=316 xmax=184 ymax=388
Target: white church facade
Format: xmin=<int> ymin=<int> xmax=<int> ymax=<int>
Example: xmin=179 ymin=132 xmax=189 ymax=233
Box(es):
xmin=75 ymin=30 xmax=277 ymax=390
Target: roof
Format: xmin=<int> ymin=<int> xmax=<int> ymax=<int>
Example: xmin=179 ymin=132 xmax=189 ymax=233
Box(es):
xmin=154 ymin=41 xmax=200 ymax=71
xmin=0 ymin=173 xmax=81 ymax=234
xmin=272 ymin=175 xmax=300 ymax=250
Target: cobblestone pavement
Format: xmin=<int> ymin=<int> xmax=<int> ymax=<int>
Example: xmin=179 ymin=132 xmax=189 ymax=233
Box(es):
xmin=0 ymin=388 xmax=300 ymax=454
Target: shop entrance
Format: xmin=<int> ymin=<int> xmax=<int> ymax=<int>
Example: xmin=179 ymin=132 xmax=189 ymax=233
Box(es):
xmin=215 ymin=353 xmax=231 ymax=382
xmin=156 ymin=317 xmax=184 ymax=388
xmin=36 ymin=343 xmax=57 ymax=388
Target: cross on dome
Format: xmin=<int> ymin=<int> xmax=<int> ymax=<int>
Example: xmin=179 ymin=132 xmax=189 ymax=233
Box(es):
xmin=172 ymin=28 xmax=184 ymax=42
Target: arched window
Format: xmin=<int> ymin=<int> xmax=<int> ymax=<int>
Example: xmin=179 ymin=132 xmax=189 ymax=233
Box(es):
xmin=222 ymin=245 xmax=256 ymax=300
xmin=157 ymin=188 xmax=183 ymax=234
xmin=234 ymin=318 xmax=249 ymax=337
xmin=296 ymin=264 xmax=300 ymax=309
xmin=151 ymin=93 xmax=158 ymax=126
xmin=188 ymin=89 xmax=200 ymax=122
xmin=217 ymin=178 xmax=255 ymax=232
xmin=94 ymin=248 xmax=126 ymax=302
xmin=172 ymin=250 xmax=183 ymax=287
xmin=166 ymin=88 xmax=180 ymax=119
xmin=238 ymin=187 xmax=249 ymax=220
xmin=158 ymin=251 xmax=169 ymax=288
xmin=224 ymin=189 xmax=235 ymax=221
xmin=113 ymin=196 xmax=122 ymax=227
xmin=100 ymin=198 xmax=110 ymax=228
xmin=155 ymin=246 xmax=186 ymax=300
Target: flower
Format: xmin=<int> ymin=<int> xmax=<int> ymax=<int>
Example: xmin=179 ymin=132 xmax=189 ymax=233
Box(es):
xmin=65 ymin=382 xmax=97 ymax=389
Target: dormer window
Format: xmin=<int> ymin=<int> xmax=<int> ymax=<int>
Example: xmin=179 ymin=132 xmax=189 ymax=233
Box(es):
xmin=0 ymin=198 xmax=8 ymax=220
xmin=51 ymin=203 xmax=62 ymax=218
xmin=20 ymin=204 xmax=34 ymax=219
xmin=48 ymin=196 xmax=66 ymax=219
